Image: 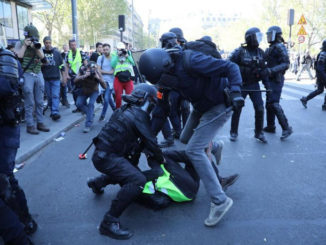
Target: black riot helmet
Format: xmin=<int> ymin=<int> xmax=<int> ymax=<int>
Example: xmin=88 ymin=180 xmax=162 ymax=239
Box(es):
xmin=160 ymin=32 xmax=178 ymax=49
xmin=266 ymin=26 xmax=283 ymax=43
xmin=322 ymin=40 xmax=326 ymax=51
xmin=245 ymin=27 xmax=263 ymax=48
xmin=139 ymin=48 xmax=173 ymax=84
xmin=123 ymin=83 xmax=158 ymax=113
xmin=169 ymin=27 xmax=186 ymax=45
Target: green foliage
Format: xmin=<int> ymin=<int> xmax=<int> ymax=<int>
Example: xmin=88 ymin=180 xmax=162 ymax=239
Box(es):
xmin=203 ymin=0 xmax=325 ymax=55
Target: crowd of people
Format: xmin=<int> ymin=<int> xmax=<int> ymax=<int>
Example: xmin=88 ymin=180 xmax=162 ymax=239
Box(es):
xmin=7 ymin=24 xmax=142 ymax=135
xmin=1 ymin=20 xmax=326 ymax=244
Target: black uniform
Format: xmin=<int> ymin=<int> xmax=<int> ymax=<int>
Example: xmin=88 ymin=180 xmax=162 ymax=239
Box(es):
xmin=300 ymin=40 xmax=326 ymax=110
xmin=90 ymin=84 xmax=163 ymax=240
xmin=264 ymin=26 xmax=292 ymax=140
xmin=229 ymin=42 xmax=267 ymax=142
xmin=0 ymin=48 xmax=34 ymax=244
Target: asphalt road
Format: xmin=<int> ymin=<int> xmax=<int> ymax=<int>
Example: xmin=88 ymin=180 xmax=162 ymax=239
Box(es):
xmin=5 ymin=82 xmax=326 ymax=245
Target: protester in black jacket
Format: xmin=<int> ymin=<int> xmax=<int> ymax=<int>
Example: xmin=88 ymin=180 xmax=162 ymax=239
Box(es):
xmin=41 ymin=36 xmax=65 ymax=120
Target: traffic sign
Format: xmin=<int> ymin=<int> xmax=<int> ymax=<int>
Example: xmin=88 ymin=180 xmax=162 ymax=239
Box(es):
xmin=298 ymin=14 xmax=307 ymax=25
xmin=297 ymin=25 xmax=307 ymax=35
xmin=298 ymin=35 xmax=305 ymax=43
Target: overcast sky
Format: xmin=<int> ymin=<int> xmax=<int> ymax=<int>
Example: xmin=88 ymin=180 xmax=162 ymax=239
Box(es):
xmin=132 ymin=0 xmax=262 ymax=39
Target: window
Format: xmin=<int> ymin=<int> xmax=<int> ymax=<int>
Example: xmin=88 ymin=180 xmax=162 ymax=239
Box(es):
xmin=0 ymin=0 xmax=13 ymax=28
xmin=17 ymin=5 xmax=29 ymax=30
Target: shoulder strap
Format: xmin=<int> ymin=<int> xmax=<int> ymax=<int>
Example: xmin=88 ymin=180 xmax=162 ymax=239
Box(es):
xmin=22 ymin=51 xmax=37 ymax=74
xmin=101 ymin=55 xmax=105 ymax=69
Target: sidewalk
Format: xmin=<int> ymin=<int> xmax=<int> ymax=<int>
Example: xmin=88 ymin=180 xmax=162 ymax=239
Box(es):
xmin=16 ymin=95 xmax=103 ymax=164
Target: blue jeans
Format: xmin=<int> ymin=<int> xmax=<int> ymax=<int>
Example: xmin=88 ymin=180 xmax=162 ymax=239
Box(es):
xmin=76 ymin=91 xmax=98 ymax=127
xmin=101 ymin=84 xmax=116 ymax=117
xmin=45 ymin=79 xmax=61 ymax=115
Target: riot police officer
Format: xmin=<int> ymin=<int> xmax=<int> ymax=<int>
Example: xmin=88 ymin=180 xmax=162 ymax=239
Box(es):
xmin=89 ymin=83 xmax=165 ymax=240
xmin=229 ymin=27 xmax=268 ymax=143
xmin=0 ymin=44 xmax=36 ymax=244
xmin=300 ymin=40 xmax=326 ymax=110
xmin=263 ymin=26 xmax=293 ymax=140
xmin=151 ymin=32 xmax=182 ymax=147
xmin=139 ymin=47 xmax=243 ymax=227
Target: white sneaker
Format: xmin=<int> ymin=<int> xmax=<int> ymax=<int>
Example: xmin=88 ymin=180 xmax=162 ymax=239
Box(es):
xmin=83 ymin=127 xmax=91 ymax=133
xmin=211 ymin=140 xmax=224 ymax=165
xmin=204 ymin=197 xmax=233 ymax=227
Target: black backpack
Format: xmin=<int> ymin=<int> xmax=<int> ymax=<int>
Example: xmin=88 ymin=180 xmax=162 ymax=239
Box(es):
xmin=182 ymin=39 xmax=222 ymax=74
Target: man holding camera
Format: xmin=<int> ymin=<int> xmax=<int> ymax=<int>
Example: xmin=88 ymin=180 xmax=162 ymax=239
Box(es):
xmin=74 ymin=61 xmax=107 ymax=133
xmin=111 ymin=42 xmax=135 ymax=108
xmin=15 ymin=24 xmax=49 ymax=135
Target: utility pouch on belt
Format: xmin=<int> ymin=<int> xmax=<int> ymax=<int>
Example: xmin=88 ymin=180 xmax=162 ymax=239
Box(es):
xmin=223 ymin=87 xmax=232 ymax=107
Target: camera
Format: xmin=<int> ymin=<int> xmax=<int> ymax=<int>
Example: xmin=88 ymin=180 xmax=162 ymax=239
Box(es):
xmin=118 ymin=49 xmax=127 ymax=57
xmin=87 ymin=62 xmax=97 ymax=78
xmin=26 ymin=36 xmax=41 ymax=49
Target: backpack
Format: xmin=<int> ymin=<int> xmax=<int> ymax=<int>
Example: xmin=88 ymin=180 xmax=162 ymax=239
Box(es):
xmin=182 ymin=39 xmax=222 ymax=74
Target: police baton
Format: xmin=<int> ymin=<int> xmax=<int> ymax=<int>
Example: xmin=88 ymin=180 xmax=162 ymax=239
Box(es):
xmin=194 ymin=106 xmax=233 ymax=131
xmin=78 ymin=142 xmax=94 ymax=160
xmin=241 ymin=89 xmax=272 ymax=92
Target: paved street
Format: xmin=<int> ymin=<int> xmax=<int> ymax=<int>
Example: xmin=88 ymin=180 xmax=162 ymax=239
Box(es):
xmin=2 ymin=76 xmax=326 ymax=245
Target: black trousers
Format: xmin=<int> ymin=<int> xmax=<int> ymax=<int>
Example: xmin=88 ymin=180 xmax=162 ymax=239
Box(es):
xmin=92 ymin=150 xmax=147 ymax=218
xmin=306 ymin=80 xmax=326 ymax=104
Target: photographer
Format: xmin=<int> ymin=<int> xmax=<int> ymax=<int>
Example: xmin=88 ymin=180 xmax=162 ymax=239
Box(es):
xmin=14 ymin=24 xmax=49 ymax=135
xmin=111 ymin=42 xmax=135 ymax=108
xmin=74 ymin=61 xmax=107 ymax=133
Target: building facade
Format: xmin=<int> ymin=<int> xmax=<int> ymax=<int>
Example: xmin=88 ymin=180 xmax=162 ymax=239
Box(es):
xmin=0 ymin=0 xmax=50 ymax=44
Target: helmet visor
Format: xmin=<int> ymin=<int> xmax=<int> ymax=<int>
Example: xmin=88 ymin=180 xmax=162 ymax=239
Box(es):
xmin=255 ymin=32 xmax=263 ymax=44
xmin=266 ymin=30 xmax=276 ymax=43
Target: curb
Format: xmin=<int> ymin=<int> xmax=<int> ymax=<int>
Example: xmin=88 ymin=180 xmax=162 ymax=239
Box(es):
xmin=16 ymin=106 xmax=101 ymax=164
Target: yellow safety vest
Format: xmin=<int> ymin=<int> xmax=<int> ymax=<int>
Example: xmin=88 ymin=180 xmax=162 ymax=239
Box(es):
xmin=67 ymin=49 xmax=82 ymax=74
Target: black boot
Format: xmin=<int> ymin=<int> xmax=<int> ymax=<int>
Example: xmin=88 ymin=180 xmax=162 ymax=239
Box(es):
xmin=158 ymin=136 xmax=174 ymax=148
xmin=280 ymin=126 xmax=293 ymax=140
xmin=229 ymin=132 xmax=238 ymax=142
xmin=220 ymin=174 xmax=239 ymax=191
xmin=24 ymin=216 xmax=38 ymax=235
xmin=254 ymin=108 xmax=267 ymax=143
xmin=322 ymin=104 xmax=326 ymax=111
xmin=300 ymin=97 xmax=307 ymax=108
xmin=255 ymin=132 xmax=267 ymax=143
xmin=99 ymin=214 xmax=133 ymax=240
xmin=265 ymin=103 xmax=276 ymax=133
xmin=230 ymin=108 xmax=241 ymax=142
xmin=263 ymin=125 xmax=276 ymax=133
xmin=87 ymin=175 xmax=111 ymax=194
xmin=272 ymin=103 xmax=292 ymax=140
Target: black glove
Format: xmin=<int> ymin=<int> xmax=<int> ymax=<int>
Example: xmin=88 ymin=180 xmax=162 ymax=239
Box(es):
xmin=230 ymin=92 xmax=244 ymax=111
xmin=260 ymin=68 xmax=271 ymax=78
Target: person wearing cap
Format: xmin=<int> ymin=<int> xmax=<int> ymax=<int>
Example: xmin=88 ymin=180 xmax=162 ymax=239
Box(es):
xmin=41 ymin=36 xmax=66 ymax=121
xmin=14 ymin=24 xmax=50 ymax=135
xmin=110 ymin=42 xmax=135 ymax=108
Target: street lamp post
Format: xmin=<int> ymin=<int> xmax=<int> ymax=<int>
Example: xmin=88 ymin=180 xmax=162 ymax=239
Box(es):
xmin=71 ymin=0 xmax=79 ymax=47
